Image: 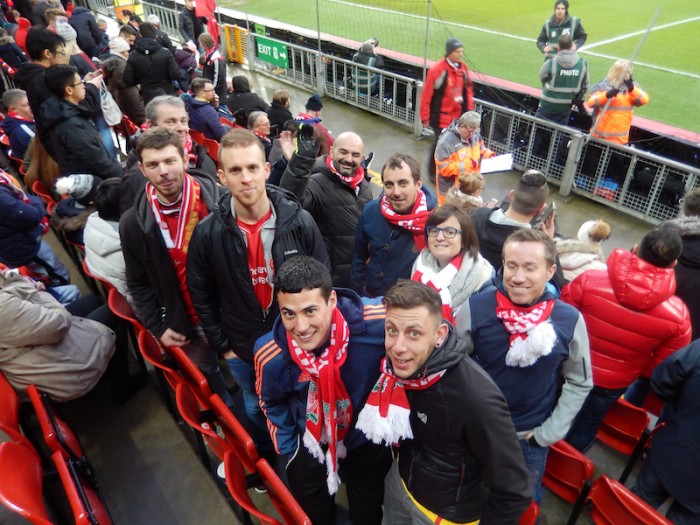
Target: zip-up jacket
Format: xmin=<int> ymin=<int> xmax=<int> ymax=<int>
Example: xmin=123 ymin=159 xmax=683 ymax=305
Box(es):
xmin=398 ymin=327 xmax=532 ymax=524
xmin=123 ymin=37 xmax=180 ymax=105
xmin=254 ymin=290 xmax=385 ymax=458
xmin=587 ymin=79 xmax=649 ymax=144
xmin=456 ymin=276 xmax=592 ymax=446
xmin=202 ymin=47 xmax=227 ymax=100
xmin=420 ymin=57 xmax=473 ymax=130
xmin=561 ymin=248 xmax=690 ymax=389
xmin=120 ymin=174 xmax=219 ymax=339
xmin=538 ymin=49 xmax=588 ymax=114
xmin=186 ymin=186 xmax=330 ymax=363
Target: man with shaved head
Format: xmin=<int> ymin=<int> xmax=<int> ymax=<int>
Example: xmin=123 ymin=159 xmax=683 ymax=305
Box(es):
xmin=281 ymin=131 xmax=375 ymax=287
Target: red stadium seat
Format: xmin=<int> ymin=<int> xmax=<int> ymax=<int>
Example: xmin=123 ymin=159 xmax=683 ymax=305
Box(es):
xmin=586 ymin=475 xmax=672 ymax=525
xmin=0 ymin=441 xmax=52 ymax=525
xmin=256 ymin=457 xmax=312 ymax=525
xmin=543 ymin=439 xmax=594 ymax=524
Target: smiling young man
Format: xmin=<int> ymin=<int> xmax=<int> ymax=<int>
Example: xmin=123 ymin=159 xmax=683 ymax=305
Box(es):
xmin=186 ymin=128 xmax=329 ymax=456
xmin=356 ymin=280 xmax=531 ymax=524
xmin=280 ymin=131 xmax=374 ymax=287
xmin=455 ymin=228 xmax=592 ymax=503
xmin=350 ymin=153 xmax=436 ymax=297
xmin=254 ymin=256 xmax=391 ymax=525
xmin=120 ymin=127 xmax=234 ymax=408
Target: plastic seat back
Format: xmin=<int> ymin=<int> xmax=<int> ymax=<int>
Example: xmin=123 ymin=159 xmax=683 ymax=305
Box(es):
xmin=0 ymin=441 xmax=52 ymax=525
xmin=189 ymin=129 xmax=206 ymax=146
xmin=27 ymin=384 xmax=84 ymax=461
xmin=203 ymin=137 xmax=219 ymax=165
xmin=586 ymin=475 xmax=672 ymax=525
xmin=209 ymin=393 xmax=260 ymax=473
xmin=167 ymin=345 xmax=213 ymax=406
xmin=108 ymin=288 xmax=144 ymax=333
xmin=518 ymin=501 xmax=540 ymax=525
xmin=52 ymin=450 xmax=113 ymax=525
xmin=31 ymin=180 xmax=57 ymax=211
xmin=597 ymin=399 xmax=650 ymax=455
xmin=543 ymin=439 xmax=595 ymax=503
xmin=224 ymin=451 xmax=281 ymax=525
xmin=136 ymin=330 xmax=180 ymax=389
xmin=82 ymin=259 xmax=115 ymax=294
xmin=257 ymin=457 xmax=311 ymax=525
xmin=0 ymin=370 xmax=19 ymax=430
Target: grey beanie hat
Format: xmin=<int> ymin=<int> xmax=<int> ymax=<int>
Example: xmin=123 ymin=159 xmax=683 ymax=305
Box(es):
xmin=445 ymin=37 xmax=463 ymax=56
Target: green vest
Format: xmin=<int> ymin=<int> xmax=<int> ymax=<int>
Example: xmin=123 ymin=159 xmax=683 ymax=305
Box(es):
xmin=544 ymin=16 xmax=579 ymax=59
xmin=539 ymin=57 xmax=586 ymax=114
xmin=351 ymin=55 xmax=378 ymax=95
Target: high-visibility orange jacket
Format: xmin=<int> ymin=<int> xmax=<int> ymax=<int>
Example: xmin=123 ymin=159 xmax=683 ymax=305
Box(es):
xmin=587 ymin=80 xmax=649 ymax=145
xmin=434 ymin=120 xmax=494 ymax=203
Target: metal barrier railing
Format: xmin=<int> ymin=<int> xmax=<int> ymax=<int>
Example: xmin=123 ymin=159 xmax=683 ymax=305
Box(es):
xmin=476 ymin=99 xmax=699 ymax=224
xmin=246 ymin=34 xmax=421 ymax=132
xmin=141 ymin=2 xmax=181 ymax=41
xmin=84 ymin=0 xmax=113 ymax=18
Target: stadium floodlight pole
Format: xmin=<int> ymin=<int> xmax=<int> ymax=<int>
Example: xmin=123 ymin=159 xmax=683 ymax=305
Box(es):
xmin=587 ymin=8 xmax=660 ymax=142
xmin=421 ymin=0 xmax=432 ymax=82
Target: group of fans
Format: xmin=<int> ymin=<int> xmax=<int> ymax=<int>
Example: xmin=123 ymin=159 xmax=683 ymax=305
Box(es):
xmin=0 ymin=1 xmax=698 ymax=524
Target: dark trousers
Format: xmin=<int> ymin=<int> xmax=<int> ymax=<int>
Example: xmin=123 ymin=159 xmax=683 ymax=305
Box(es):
xmin=285 ymin=440 xmax=392 ymax=525
xmin=633 ymin=460 xmax=700 ymax=525
xmin=427 ymin=122 xmax=444 ymax=180
xmin=565 ymin=385 xmax=627 ymax=452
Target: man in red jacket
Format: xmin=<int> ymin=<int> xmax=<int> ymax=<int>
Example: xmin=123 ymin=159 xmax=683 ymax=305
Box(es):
xmin=561 ymin=223 xmax=691 ymax=451
xmin=419 ymin=37 xmax=473 ymax=179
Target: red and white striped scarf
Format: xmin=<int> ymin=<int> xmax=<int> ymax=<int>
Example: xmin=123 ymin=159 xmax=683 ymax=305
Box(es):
xmin=495 ymin=291 xmax=557 ymax=367
xmin=146 ymin=174 xmax=201 ymax=263
xmin=356 ymin=357 xmax=444 ymax=445
xmin=379 ymin=191 xmax=429 ymax=250
xmin=325 ymin=155 xmax=364 ymax=191
xmin=287 ymin=306 xmax=352 ymax=494
xmin=411 ymin=252 xmax=464 ymax=325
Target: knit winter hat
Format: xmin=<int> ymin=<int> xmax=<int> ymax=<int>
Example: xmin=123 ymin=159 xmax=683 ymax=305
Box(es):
xmin=185 ymin=41 xmax=197 ymax=54
xmin=55 ymin=174 xmax=97 ymax=203
xmin=146 ymin=14 xmax=160 ymax=25
xmin=55 ymin=20 xmax=77 ymax=42
xmin=361 ymin=41 xmax=374 ymax=54
xmin=109 ymin=36 xmax=130 ymax=55
xmin=306 ymin=94 xmax=323 ymax=111
xmin=445 ymin=37 xmax=463 ymax=56
xmin=577 ymin=220 xmax=612 ymax=245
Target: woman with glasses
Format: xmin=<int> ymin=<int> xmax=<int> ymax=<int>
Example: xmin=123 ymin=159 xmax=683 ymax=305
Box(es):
xmin=411 ymin=205 xmax=494 ymax=324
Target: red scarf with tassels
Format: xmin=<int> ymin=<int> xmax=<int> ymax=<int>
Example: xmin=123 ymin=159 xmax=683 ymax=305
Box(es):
xmin=379 ymin=191 xmax=429 ymax=250
xmin=326 ymin=155 xmax=364 ymax=191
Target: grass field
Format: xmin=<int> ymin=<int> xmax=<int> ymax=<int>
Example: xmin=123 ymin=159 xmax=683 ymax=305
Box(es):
xmin=230 ymin=0 xmax=700 ymax=133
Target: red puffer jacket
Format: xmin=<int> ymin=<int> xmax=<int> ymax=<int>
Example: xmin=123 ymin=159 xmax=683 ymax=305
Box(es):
xmin=561 ymin=248 xmax=691 ymax=389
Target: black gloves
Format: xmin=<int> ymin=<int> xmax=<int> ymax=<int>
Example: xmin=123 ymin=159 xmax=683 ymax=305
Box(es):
xmin=295 ymin=123 xmax=320 ymax=159
xmin=606 ymin=88 xmax=620 ymax=99
xmin=574 ymin=100 xmax=588 ymax=115
xmin=624 ymin=76 xmax=635 ymax=92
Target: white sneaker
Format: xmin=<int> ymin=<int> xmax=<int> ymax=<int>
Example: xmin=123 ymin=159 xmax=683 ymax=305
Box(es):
xmin=216 ymin=461 xmax=226 ymax=480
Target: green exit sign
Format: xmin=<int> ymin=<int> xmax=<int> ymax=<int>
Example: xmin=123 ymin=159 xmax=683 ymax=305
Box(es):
xmin=255 ymin=36 xmax=288 ymax=69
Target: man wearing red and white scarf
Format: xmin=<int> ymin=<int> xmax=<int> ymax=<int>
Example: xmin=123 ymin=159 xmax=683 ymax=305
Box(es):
xmin=357 ymin=280 xmax=531 ymax=524
xmin=280 ymin=131 xmax=374 ymax=288
xmin=254 ymin=256 xmax=391 ymax=525
xmin=120 ymin=127 xmax=235 ymax=408
xmin=455 ymin=229 xmax=592 ymax=504
xmin=349 ymin=153 xmax=437 ymax=298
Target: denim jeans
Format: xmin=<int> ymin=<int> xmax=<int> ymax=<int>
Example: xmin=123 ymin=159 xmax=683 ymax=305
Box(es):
xmin=225 ymin=356 xmax=273 ymax=453
xmin=633 ymin=460 xmax=700 ymax=525
xmin=624 ymin=377 xmax=651 ymax=407
xmin=565 ymin=385 xmax=627 ymax=452
xmin=519 ymin=438 xmax=549 ymax=504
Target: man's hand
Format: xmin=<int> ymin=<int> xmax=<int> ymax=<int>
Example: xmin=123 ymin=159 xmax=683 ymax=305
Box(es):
xmin=85 ymin=70 xmax=104 ymax=88
xmin=537 ymin=210 xmax=556 ymax=239
xmin=223 ymin=349 xmax=237 ymax=359
xmin=212 ymin=93 xmax=220 ymax=107
xmin=160 ymin=328 xmax=190 ymax=347
xmin=543 ymin=44 xmax=554 ymax=54
xmin=279 ymin=130 xmax=294 ymax=160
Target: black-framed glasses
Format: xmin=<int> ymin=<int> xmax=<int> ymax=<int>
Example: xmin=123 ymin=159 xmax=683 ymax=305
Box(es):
xmin=426 ymin=226 xmax=461 ymax=238
xmin=70 ymin=80 xmax=85 ymax=87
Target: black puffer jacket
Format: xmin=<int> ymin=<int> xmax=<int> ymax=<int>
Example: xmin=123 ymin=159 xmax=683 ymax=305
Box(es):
xmin=279 ymin=155 xmax=373 ymax=287
xmin=40 ymin=96 xmax=123 ymax=180
xmin=69 ymin=7 xmax=104 ymax=58
xmin=226 ymin=75 xmax=269 ymax=117
xmin=670 ymin=216 xmax=700 ymax=339
xmin=123 ymin=37 xmax=180 ymax=105
xmin=186 ymin=185 xmax=330 ymax=363
xmin=398 ymin=328 xmax=532 ymax=524
xmin=120 ymin=174 xmax=219 ymax=339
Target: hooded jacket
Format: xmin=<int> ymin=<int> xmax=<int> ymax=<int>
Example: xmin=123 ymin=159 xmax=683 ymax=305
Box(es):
xmin=0 ymin=36 xmax=28 ymax=69
xmin=123 ymin=37 xmax=179 ymax=105
xmin=536 ymin=12 xmax=587 ymax=59
xmin=554 ymin=236 xmax=606 ymax=282
xmin=120 ymin=174 xmax=219 ymax=339
xmin=561 ymin=248 xmax=691 ymax=389
xmin=349 ymin=185 xmax=438 ymax=297
xmin=266 ymin=99 xmax=292 ymax=134
xmin=40 ymin=96 xmax=123 ymax=180
xmin=186 ymin=185 xmax=330 ymax=363
xmin=280 ymin=155 xmax=375 ymax=287
xmin=0 ymin=112 xmax=35 ymax=159
xmin=226 ymin=75 xmax=269 ymax=117
xmin=670 ymin=216 xmax=700 ymax=338
xmin=102 ymin=54 xmax=146 ymax=125
xmin=254 ymin=289 xmax=386 ymax=458
xmin=68 ymin=7 xmax=104 ymax=58
xmin=397 ymin=327 xmax=532 ymax=524
xmin=0 ymin=182 xmax=45 ymax=267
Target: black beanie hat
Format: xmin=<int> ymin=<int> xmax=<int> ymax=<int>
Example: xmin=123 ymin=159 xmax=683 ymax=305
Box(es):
xmin=445 ymin=37 xmax=463 ymax=56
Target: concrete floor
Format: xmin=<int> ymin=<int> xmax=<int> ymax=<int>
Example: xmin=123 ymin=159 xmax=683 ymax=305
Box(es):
xmin=1 ymin=65 xmax=658 ymax=525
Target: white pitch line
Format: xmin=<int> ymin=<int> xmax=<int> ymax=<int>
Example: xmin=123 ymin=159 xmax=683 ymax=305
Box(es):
xmin=327 ymin=0 xmax=700 ymax=78
xmin=583 ymin=16 xmax=700 ymax=50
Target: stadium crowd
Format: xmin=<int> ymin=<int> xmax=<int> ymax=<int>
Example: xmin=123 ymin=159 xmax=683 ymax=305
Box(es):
xmin=0 ymin=1 xmax=696 ymax=524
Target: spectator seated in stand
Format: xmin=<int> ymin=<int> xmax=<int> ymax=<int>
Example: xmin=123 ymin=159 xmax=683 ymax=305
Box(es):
xmin=295 ymin=93 xmax=333 ymax=152
xmin=0 ymin=27 xmax=28 ymax=69
xmin=1 ymin=88 xmax=35 ymax=159
xmin=226 ymin=74 xmax=269 ymax=118
xmin=248 ymin=110 xmax=272 ymax=160
xmin=267 ymin=89 xmax=292 ymax=137
xmin=554 ymin=219 xmax=611 ymax=282
xmin=444 ymin=171 xmax=494 ymax=215
xmin=185 ymin=77 xmax=228 ymax=141
xmin=174 ymin=41 xmax=197 ymax=92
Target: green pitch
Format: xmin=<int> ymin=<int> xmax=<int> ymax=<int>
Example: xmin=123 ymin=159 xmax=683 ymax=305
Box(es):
xmin=235 ymin=0 xmax=700 ymax=134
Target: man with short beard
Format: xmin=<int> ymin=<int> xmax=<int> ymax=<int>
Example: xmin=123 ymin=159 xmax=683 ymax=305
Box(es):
xmin=350 ymin=153 xmax=436 ymax=297
xmin=280 ymin=131 xmax=375 ymax=287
